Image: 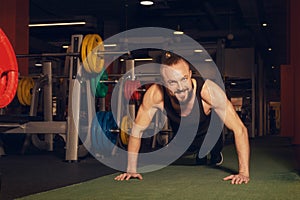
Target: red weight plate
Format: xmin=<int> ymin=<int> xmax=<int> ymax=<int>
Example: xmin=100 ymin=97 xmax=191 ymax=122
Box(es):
xmin=0 ymin=28 xmax=18 ymax=108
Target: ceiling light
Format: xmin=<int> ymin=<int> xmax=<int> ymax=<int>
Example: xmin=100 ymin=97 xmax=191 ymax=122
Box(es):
xmin=173 ymin=30 xmax=184 ymax=35
xmin=35 ymin=61 xmax=42 ymax=67
xmin=230 ymin=82 xmax=237 ymax=86
xmin=262 ymin=23 xmax=268 ymax=27
xmin=173 ymin=25 xmax=184 ymax=35
xmin=103 ymin=44 xmax=117 ymax=47
xmin=134 ymin=58 xmax=153 ymax=61
xmin=204 ymin=58 xmax=213 ymax=62
xmin=28 ymin=21 xmax=86 ymax=27
xmin=194 ymin=49 xmax=203 ymax=53
xmin=62 ymin=45 xmax=69 ymax=49
xmin=268 ymin=47 xmax=272 ymax=51
xmin=140 ymin=1 xmax=154 ymax=6
xmin=227 ymin=33 xmax=234 ymax=40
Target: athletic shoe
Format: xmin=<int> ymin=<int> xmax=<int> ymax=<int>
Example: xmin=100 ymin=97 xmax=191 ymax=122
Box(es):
xmin=195 ymin=155 xmax=208 ymax=165
xmin=210 ymin=152 xmax=223 ymax=166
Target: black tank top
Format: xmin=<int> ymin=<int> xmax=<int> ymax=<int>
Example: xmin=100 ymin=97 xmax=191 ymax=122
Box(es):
xmin=162 ymin=77 xmax=211 ymax=137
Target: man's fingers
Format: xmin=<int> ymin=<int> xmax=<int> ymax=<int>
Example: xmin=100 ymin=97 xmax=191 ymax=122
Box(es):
xmin=234 ymin=178 xmax=245 ymax=184
xmin=232 ymin=177 xmax=241 ymax=184
xmin=244 ymin=178 xmax=249 ymax=184
xmin=115 ymin=173 xmax=143 ymax=181
xmin=223 ymin=174 xmax=250 ymax=184
xmin=115 ymin=173 xmax=129 ymax=181
xmin=136 ymin=174 xmax=143 ymax=180
xmin=223 ymin=175 xmax=234 ymax=181
xmin=125 ymin=175 xmax=130 ymax=180
xmin=114 ymin=175 xmax=120 ymax=180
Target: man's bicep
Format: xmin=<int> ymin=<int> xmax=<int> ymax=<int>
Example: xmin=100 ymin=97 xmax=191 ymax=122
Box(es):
xmin=135 ymin=84 xmax=162 ymax=127
xmin=202 ymin=80 xmax=243 ymax=131
xmin=135 ymin=103 xmax=156 ymax=126
xmin=202 ymin=80 xmax=227 ymax=120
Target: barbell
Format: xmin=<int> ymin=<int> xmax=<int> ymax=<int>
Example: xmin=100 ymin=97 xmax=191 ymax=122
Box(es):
xmin=17 ymin=77 xmax=34 ymax=106
xmin=0 ymin=30 xmax=123 ymax=108
xmin=1 ymin=29 xmax=150 ymax=108
xmin=90 ymin=70 xmax=109 ymax=98
xmin=120 ymin=115 xmax=132 ymax=146
xmin=91 ymin=111 xmax=118 ymax=156
xmin=124 ymin=80 xmax=142 ymax=101
xmin=81 ymin=34 xmax=105 ymax=73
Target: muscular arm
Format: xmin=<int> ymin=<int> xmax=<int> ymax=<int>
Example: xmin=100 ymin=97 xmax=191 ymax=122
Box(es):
xmin=202 ymin=80 xmax=250 ymax=184
xmin=126 ymin=102 xmax=158 ymax=173
xmin=115 ymin=84 xmax=163 ymax=180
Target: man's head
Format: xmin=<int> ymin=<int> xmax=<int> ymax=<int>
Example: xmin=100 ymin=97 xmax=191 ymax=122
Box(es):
xmin=160 ymin=52 xmax=193 ymax=104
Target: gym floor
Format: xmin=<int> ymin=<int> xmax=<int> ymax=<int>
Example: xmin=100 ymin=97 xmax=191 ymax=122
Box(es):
xmin=0 ymin=135 xmax=299 ymax=200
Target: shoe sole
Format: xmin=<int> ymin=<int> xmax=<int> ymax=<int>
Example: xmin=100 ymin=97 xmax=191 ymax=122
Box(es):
xmin=215 ymin=152 xmax=223 ymax=166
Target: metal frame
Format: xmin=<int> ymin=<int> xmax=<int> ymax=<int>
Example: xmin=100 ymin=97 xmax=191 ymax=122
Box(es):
xmin=0 ymin=62 xmax=67 ymax=155
xmin=0 ymin=34 xmax=132 ymax=160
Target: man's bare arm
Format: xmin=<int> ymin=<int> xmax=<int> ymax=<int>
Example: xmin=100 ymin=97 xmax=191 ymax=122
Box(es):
xmin=202 ymin=80 xmax=250 ymax=184
xmin=115 ymin=84 xmax=163 ymax=181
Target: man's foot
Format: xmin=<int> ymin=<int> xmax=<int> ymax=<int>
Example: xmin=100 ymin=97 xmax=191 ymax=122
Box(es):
xmin=195 ymin=155 xmax=207 ymax=165
xmin=210 ymin=152 xmax=223 ymax=166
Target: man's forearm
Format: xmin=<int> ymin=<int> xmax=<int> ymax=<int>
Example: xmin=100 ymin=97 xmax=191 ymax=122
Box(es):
xmin=127 ymin=135 xmax=141 ymax=173
xmin=234 ymin=126 xmax=250 ymax=177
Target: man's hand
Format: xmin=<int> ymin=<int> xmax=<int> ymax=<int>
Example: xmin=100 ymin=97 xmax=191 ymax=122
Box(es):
xmin=223 ymin=174 xmax=250 ymax=184
xmin=114 ymin=172 xmax=143 ymax=181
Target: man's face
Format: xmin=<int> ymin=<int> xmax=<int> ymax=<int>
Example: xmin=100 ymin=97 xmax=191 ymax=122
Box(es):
xmin=161 ymin=59 xmax=193 ymax=104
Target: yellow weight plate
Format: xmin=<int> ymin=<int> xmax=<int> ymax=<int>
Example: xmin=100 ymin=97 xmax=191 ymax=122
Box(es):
xmin=23 ymin=78 xmax=34 ymax=106
xmin=17 ymin=78 xmax=26 ymax=106
xmin=92 ymin=34 xmax=104 ymax=73
xmin=86 ymin=34 xmax=104 ymax=73
xmin=17 ymin=77 xmax=34 ymax=106
xmin=120 ymin=115 xmax=132 ymax=145
xmin=81 ymin=34 xmax=93 ymax=73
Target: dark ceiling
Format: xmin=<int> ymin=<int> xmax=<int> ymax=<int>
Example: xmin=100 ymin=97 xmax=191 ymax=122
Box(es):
xmin=29 ymin=0 xmax=288 ymax=67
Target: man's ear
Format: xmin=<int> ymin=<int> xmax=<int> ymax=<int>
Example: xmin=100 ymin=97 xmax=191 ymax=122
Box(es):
xmin=189 ymin=70 xmax=192 ymax=78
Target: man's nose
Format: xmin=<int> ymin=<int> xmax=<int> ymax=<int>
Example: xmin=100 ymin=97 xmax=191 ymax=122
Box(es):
xmin=177 ymin=82 xmax=183 ymax=90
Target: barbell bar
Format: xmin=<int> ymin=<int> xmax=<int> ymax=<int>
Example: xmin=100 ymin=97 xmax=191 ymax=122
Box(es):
xmin=16 ymin=51 xmax=129 ymax=58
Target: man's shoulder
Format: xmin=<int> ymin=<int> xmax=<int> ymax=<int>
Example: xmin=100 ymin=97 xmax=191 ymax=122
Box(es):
xmin=144 ymin=83 xmax=164 ymax=104
xmin=150 ymin=83 xmax=163 ymax=89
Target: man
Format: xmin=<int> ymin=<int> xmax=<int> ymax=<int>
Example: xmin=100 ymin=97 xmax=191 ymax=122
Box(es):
xmin=115 ymin=52 xmax=250 ymax=184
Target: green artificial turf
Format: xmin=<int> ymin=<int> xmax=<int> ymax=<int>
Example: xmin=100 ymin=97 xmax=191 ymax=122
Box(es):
xmin=19 ymin=137 xmax=300 ymax=200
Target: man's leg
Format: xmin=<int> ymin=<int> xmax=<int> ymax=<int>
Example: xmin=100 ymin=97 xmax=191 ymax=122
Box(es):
xmin=194 ymin=134 xmax=208 ymax=165
xmin=210 ymin=133 xmax=224 ymax=166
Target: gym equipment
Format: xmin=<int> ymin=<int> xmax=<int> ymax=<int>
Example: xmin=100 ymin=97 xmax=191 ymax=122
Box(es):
xmin=1 ymin=62 xmax=66 ymax=156
xmin=0 ymin=28 xmax=18 ymax=108
xmin=91 ymin=111 xmax=118 ymax=156
xmin=120 ymin=115 xmax=132 ymax=145
xmin=81 ymin=34 xmax=105 ymax=73
xmin=1 ymin=33 xmax=116 ymax=161
xmin=91 ymin=70 xmax=108 ymax=98
xmin=124 ymin=80 xmax=141 ymax=101
xmin=16 ymin=33 xmax=119 ymax=75
xmin=17 ymin=77 xmax=34 ymax=106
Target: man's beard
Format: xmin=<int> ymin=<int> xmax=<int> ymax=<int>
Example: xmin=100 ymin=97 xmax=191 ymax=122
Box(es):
xmin=174 ymin=88 xmax=194 ymax=105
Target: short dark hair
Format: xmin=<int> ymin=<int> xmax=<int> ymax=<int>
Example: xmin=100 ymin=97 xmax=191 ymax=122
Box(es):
xmin=160 ymin=51 xmax=194 ymax=78
xmin=161 ymin=51 xmax=186 ymax=66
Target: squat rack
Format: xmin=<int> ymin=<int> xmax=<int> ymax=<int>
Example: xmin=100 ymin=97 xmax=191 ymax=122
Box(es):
xmin=0 ymin=34 xmax=128 ymax=161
